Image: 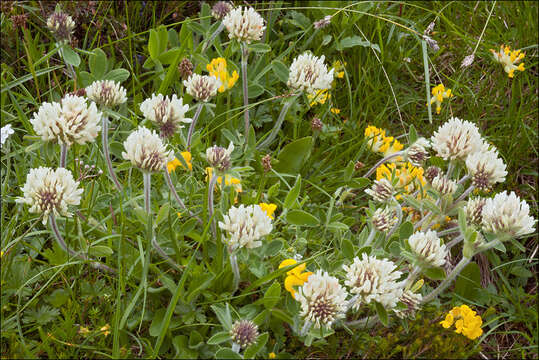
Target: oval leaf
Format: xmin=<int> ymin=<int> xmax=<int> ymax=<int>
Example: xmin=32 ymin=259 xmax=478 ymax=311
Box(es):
xmin=286 ymin=210 xmax=319 ymax=227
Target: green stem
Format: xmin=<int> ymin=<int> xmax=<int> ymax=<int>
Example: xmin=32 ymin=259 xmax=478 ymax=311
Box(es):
xmin=363 ymin=151 xmax=404 ymax=178
xmin=60 ymin=144 xmax=67 ymax=168
xmin=186 ymin=104 xmax=203 ymax=151
xmin=102 ymin=115 xmax=123 ymax=191
xmin=257 ymin=96 xmax=297 ymax=149
xmin=241 ymin=42 xmax=250 ymax=142
xmin=422 ymin=256 xmax=471 ymax=303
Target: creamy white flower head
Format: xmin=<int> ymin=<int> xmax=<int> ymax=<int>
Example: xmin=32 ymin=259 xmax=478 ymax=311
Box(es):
xmin=16 ymin=167 xmax=83 ymax=225
xmin=464 ymin=197 xmax=486 ymax=226
xmin=431 ymin=174 xmax=457 ymax=195
xmin=406 ymin=138 xmax=430 ymax=166
xmin=222 ymin=6 xmax=265 ymax=43
xmin=372 ymin=207 xmax=398 ymax=233
xmin=122 ymin=127 xmax=173 ymax=172
xmin=46 ymin=10 xmax=75 ymax=42
xmin=365 ymin=178 xmax=394 ymax=202
xmin=1 ymin=124 xmax=15 ymax=147
xmin=482 ymin=191 xmax=536 ymax=237
xmin=297 ymin=270 xmax=348 ymax=328
xmin=86 ymin=80 xmax=127 ymax=108
xmin=218 ymin=204 xmax=273 ymax=251
xmin=183 ymin=74 xmax=220 ymax=102
xmin=343 ymin=253 xmax=403 ymax=310
xmin=431 ymin=117 xmax=483 ymax=161
xmin=31 ymin=95 xmax=101 ymax=146
xmin=465 ymin=147 xmax=507 ymax=190
xmin=408 ymin=230 xmax=447 ymax=268
xmin=287 ymin=52 xmax=334 ymax=97
xmin=206 ymin=142 xmax=234 ymax=172
xmin=394 ymin=290 xmax=423 ymax=319
xmin=140 ymin=93 xmax=191 ymax=138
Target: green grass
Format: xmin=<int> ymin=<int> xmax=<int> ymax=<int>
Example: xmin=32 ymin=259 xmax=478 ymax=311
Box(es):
xmin=1 ymin=1 xmax=537 ymax=358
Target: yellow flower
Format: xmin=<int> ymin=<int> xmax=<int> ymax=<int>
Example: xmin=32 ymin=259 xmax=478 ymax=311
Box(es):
xmin=100 ymin=324 xmax=111 ymax=337
xmin=278 ymin=259 xmax=313 ymax=299
xmin=167 ymin=151 xmax=193 ymax=172
xmin=269 ymin=352 xmax=276 ymax=359
xmin=376 ymin=162 xmax=425 ymax=198
xmin=440 ymin=305 xmax=483 ymax=340
xmin=207 ymin=57 xmax=239 ymax=92
xmin=259 ymin=203 xmax=277 ymax=219
xmin=330 ymin=107 xmax=341 ymax=114
xmin=332 ymin=60 xmax=346 ymax=83
xmin=205 ymin=167 xmax=242 ymax=193
xmin=364 ymin=125 xmax=404 ymax=158
xmin=428 ymin=84 xmax=452 ymax=114
xmin=78 ymin=326 xmax=90 ymax=335
xmin=490 ymin=45 xmax=525 ymax=78
xmin=307 ymin=88 xmax=331 ymax=106
xmin=177 ymin=212 xmax=181 ymax=218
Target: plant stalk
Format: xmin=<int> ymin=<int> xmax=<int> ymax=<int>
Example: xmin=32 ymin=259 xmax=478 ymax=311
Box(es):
xmin=202 ymin=22 xmax=225 ymax=53
xmin=230 ymin=252 xmax=240 ymax=293
xmin=241 ymin=42 xmax=250 ymax=141
xmin=208 ymin=173 xmax=218 ymax=236
xmin=49 ymin=214 xmax=115 ymax=273
xmin=422 ymin=256 xmax=471 ymax=303
xmin=60 ymin=143 xmax=68 ymax=168
xmin=300 ymin=320 xmax=312 ymax=336
xmin=257 ymin=96 xmax=297 ymax=149
xmin=363 ymin=151 xmax=404 ymax=178
xmin=163 ymin=168 xmax=203 ymax=225
xmin=102 ymin=116 xmax=123 ymax=191
xmin=385 ymin=198 xmax=403 ymax=240
xmin=186 ymin=104 xmax=203 ymax=151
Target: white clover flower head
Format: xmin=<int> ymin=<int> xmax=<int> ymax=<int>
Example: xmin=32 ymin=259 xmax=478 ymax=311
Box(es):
xmin=424 ymin=165 xmax=442 ymax=184
xmin=206 ymin=142 xmax=234 ymax=172
xmin=431 ymin=174 xmax=457 ymax=196
xmin=465 ymin=147 xmax=507 ymax=190
xmin=343 ymin=254 xmax=404 ymax=310
xmin=46 ymin=10 xmax=75 ymax=42
xmin=394 ymin=290 xmax=423 ymax=319
xmin=212 ymin=1 xmax=233 ymax=20
xmin=86 ymin=80 xmax=127 ymax=108
xmin=287 ymin=52 xmax=334 ymax=97
xmin=140 ymin=93 xmax=191 ymax=138
xmin=222 ymin=6 xmax=265 ymax=44
xmin=1 ymin=124 xmax=15 ymax=147
xmin=464 ymin=197 xmax=486 ymax=226
xmin=218 ymin=204 xmax=273 ymax=252
xmin=230 ymin=320 xmax=259 ymax=348
xmin=122 ymin=127 xmax=173 ymax=172
xmin=372 ymin=207 xmax=398 ymax=233
xmin=408 ymin=230 xmax=447 ymax=268
xmin=482 ymin=191 xmax=536 ymax=237
xmin=365 ymin=178 xmax=394 ymax=202
xmin=431 ymin=117 xmax=484 ymax=161
xmin=31 ymin=95 xmax=102 ymax=146
xmin=183 ymin=73 xmax=220 ymax=102
xmin=297 ymin=270 xmax=348 ymax=328
xmin=16 ymin=167 xmax=83 ymax=225
xmin=406 ymin=138 xmax=430 ymax=166
xmin=313 ymin=15 xmax=332 ymax=29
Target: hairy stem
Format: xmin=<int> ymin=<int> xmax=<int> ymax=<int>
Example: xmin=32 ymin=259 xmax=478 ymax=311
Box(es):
xmin=451 ymin=184 xmax=476 ymax=208
xmin=151 ymin=237 xmax=182 ymax=272
xmin=163 ymin=169 xmax=203 ymax=225
xmin=208 ymin=173 xmax=218 ymax=236
xmin=385 ymin=198 xmax=403 ymax=240
xmin=422 ymin=256 xmax=471 ymax=303
xmin=363 ymin=151 xmax=404 ymax=178
xmin=446 ymin=234 xmax=464 ymax=250
xmin=257 ymin=96 xmax=297 ymax=150
xmin=143 ymin=172 xmax=151 ymax=215
xmin=102 ymin=116 xmax=123 ymax=191
xmin=202 ymin=22 xmax=225 ymax=53
xmin=364 ymin=227 xmax=376 ymax=247
xmin=300 ymin=320 xmax=312 ymax=336
xmin=49 ymin=214 xmax=115 ymax=273
xmin=186 ymin=104 xmax=203 ymax=151
xmin=343 ymin=315 xmax=380 ymax=329
xmin=60 ymin=143 xmax=68 ymax=168
xmin=231 ymin=343 xmax=240 ymax=353
xmin=230 ymin=252 xmax=240 ymax=293
xmin=241 ymin=42 xmax=250 ymax=141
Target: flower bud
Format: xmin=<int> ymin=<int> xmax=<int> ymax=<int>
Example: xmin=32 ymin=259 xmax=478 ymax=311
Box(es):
xmin=230 ymin=320 xmax=259 ymax=348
